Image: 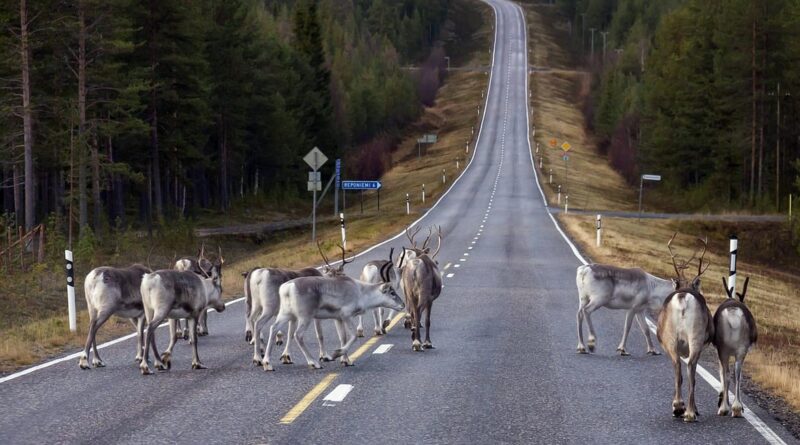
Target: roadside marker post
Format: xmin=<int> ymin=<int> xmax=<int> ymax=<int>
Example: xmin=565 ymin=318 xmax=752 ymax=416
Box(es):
xmin=565 ymin=195 xmax=569 ymax=214
xmin=406 ymin=194 xmax=410 ymax=214
xmin=538 ymin=156 xmax=542 ymax=169
xmin=65 ymin=249 xmax=76 ymax=332
xmin=596 ymin=214 xmax=602 ymax=247
xmin=442 ymin=169 xmax=446 ymax=185
xmin=340 ymin=213 xmax=347 ymax=251
xmin=549 ymin=168 xmax=553 ymax=184
xmin=557 ymin=185 xmax=561 ymax=205
xmin=422 ymin=184 xmax=426 ymax=204
xmin=728 ymin=235 xmax=738 ymax=294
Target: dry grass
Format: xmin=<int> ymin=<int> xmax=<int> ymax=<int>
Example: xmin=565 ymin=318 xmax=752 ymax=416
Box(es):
xmin=0 ymin=0 xmax=493 ymax=373
xmin=522 ymin=3 xmax=636 ymax=212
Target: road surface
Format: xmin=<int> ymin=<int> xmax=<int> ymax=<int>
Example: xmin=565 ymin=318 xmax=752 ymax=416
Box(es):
xmin=0 ymin=1 xmax=796 ymax=444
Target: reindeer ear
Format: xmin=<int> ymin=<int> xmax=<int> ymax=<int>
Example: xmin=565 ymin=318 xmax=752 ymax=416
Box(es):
xmin=691 ymin=277 xmax=702 ymax=292
xmin=671 ymin=278 xmax=680 ymax=290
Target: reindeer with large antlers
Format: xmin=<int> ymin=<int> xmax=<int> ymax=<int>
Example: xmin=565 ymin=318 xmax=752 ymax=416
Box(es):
xmin=657 ymin=234 xmax=714 ymax=422
xmin=714 ymin=276 xmax=757 ymax=417
xmin=400 ymin=226 xmax=444 ymax=351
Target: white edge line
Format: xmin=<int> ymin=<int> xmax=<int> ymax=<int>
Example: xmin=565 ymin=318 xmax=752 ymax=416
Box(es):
xmin=516 ymin=3 xmax=785 ymax=444
xmin=0 ymin=6 xmax=503 ymax=386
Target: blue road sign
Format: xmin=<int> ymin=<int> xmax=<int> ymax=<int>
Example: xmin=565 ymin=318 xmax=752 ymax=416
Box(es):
xmin=341 ymin=180 xmax=382 ymax=190
xmin=562 ymin=155 xmax=569 ymax=161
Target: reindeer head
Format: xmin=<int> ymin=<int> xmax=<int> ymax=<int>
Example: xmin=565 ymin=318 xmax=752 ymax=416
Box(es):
xmin=403 ymin=225 xmax=442 ymax=262
xmin=377 ymin=281 xmax=404 ymax=311
xmin=667 ymin=233 xmax=709 ymax=292
xmin=317 ymin=241 xmax=351 ymax=277
xmin=203 ymin=246 xmax=225 ymax=313
xmin=722 ymin=276 xmax=749 ymax=302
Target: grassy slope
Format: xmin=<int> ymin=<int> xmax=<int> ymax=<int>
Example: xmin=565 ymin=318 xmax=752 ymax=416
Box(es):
xmin=520 ymin=2 xmax=800 ymax=414
xmin=0 ymin=0 xmax=493 ymax=373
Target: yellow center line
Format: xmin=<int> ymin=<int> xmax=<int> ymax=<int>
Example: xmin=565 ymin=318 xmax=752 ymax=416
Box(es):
xmin=279 ymin=373 xmax=339 ymax=425
xmin=277 ymin=312 xmax=405 ymax=425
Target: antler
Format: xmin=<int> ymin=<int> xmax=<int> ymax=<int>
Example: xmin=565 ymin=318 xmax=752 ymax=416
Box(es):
xmin=397 ymin=247 xmax=407 ymax=269
xmin=739 ymin=276 xmax=750 ymax=302
xmin=316 ymin=241 xmax=332 ymax=267
xmin=198 ymin=242 xmax=206 ymax=260
xmin=431 ymin=225 xmax=442 ymax=260
xmin=338 ymin=244 xmax=352 ymax=271
xmin=406 ymin=226 xmax=422 ymax=247
xmin=666 ymin=232 xmax=686 ymax=279
xmin=217 ymin=246 xmax=225 ymax=264
xmin=692 ymin=236 xmax=710 ymax=279
xmin=421 ymin=227 xmax=433 ymax=251
xmin=721 ymin=276 xmax=734 ymax=298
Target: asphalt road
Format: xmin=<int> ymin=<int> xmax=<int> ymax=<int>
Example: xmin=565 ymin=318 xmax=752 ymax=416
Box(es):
xmin=0 ymin=1 xmax=797 ymax=444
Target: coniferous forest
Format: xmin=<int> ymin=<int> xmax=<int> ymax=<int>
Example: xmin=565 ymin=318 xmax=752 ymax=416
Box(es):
xmin=560 ymin=0 xmax=800 ymax=211
xmin=0 ymin=0 xmax=450 ymax=236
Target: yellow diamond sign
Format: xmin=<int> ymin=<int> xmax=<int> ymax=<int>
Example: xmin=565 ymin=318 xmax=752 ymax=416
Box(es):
xmin=561 ymin=142 xmax=572 ymax=152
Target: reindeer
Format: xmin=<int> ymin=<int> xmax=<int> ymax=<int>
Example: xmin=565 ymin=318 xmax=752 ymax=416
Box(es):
xmin=401 ymin=226 xmax=443 ymax=351
xmin=714 ymin=276 xmax=758 ymax=418
xmin=79 ymin=264 xmax=151 ymax=369
xmin=247 ymin=243 xmax=350 ymax=367
xmin=172 ymin=244 xmax=213 ymax=340
xmin=575 ymin=264 xmax=674 ymax=356
xmin=656 ymin=234 xmax=713 ymax=422
xmin=358 ymin=248 xmax=398 ymax=336
xmin=260 ymin=263 xmax=403 ymax=371
xmin=138 ymin=253 xmax=226 ymax=375
xmin=399 ymin=226 xmax=432 ymax=329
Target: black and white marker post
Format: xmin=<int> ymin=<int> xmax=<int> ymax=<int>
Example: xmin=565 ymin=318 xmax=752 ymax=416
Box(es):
xmin=728 ymin=235 xmax=738 ymax=294
xmin=340 ymin=213 xmax=347 ymax=250
xmin=65 ymin=249 xmax=77 ymax=332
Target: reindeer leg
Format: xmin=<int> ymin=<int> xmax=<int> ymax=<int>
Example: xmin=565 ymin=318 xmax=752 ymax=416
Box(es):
xmin=160 ymin=319 xmax=179 ymax=370
xmin=372 ymin=309 xmax=383 ymax=336
xmin=140 ymin=310 xmax=166 ymax=375
xmin=189 ymin=317 xmax=206 ymax=370
xmin=671 ymin=353 xmax=685 ymax=417
xmin=732 ymin=355 xmax=745 ymax=417
xmin=251 ymin=306 xmax=271 ymax=365
xmin=636 ymin=313 xmax=660 ymax=355
xmin=198 ymin=309 xmax=209 ymax=336
xmin=331 ymin=318 xmax=357 ymax=366
xmin=244 ymin=286 xmax=253 ymax=343
xmin=293 ymin=319 xmax=322 ymax=369
xmin=423 ymin=302 xmax=434 ymax=349
xmin=79 ymin=310 xmax=98 ymax=369
xmin=88 ymin=310 xmax=114 ymax=368
xmin=576 ymin=304 xmax=588 ymax=354
xmin=355 ymin=315 xmax=365 ymax=338
xmin=135 ymin=316 xmax=146 ymax=363
xmin=412 ymin=305 xmax=423 ymax=352
xmin=616 ymin=309 xmax=635 ymax=356
xmin=684 ymin=353 xmax=700 ymax=422
xmin=382 ymin=310 xmax=394 ymax=334
xmin=717 ymin=352 xmax=731 ymax=416
xmin=264 ymin=315 xmax=289 ymax=371
xmin=315 ymin=319 xmax=332 ymax=362
xmin=583 ymin=300 xmax=599 ymax=352
xmin=281 ymin=321 xmax=295 ymax=364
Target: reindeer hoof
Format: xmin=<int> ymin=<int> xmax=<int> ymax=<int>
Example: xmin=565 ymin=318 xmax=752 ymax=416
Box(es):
xmin=252 ymin=358 xmax=261 ymax=366
xmin=717 ymin=407 xmax=730 ymax=417
xmin=320 ymin=355 xmax=333 ymax=362
xmin=182 ymin=330 xmax=189 ymax=341
xmin=245 ymin=331 xmax=252 ymax=343
xmin=616 ymin=348 xmax=630 ymax=357
xmin=647 ymin=350 xmax=661 ymax=356
xmin=374 ymin=329 xmax=383 ymax=337
xmin=79 ymin=357 xmax=90 ymax=369
xmin=341 ymin=360 xmax=353 ymax=367
xmin=356 ymin=328 xmax=364 ymax=338
xmin=281 ymin=354 xmax=293 ymax=365
xmin=403 ymin=319 xmax=412 ymax=329
xmin=192 ymin=362 xmax=207 ymax=370
xmin=587 ymin=344 xmax=595 ymax=352
xmin=263 ymin=363 xmax=274 ymax=372
xmin=382 ymin=319 xmax=391 ymax=330
xmin=732 ymin=406 xmax=743 ymax=418
xmin=673 ymin=405 xmax=686 ymax=418
xmin=683 ymin=412 xmax=697 ymax=423
xmin=276 ymin=339 xmax=284 ymax=346
xmin=309 ymin=363 xmax=322 ymax=370
xmin=423 ymin=341 xmax=434 ymax=349
xmin=140 ymin=365 xmax=153 ymax=375
xmin=412 ymin=341 xmax=422 ymax=352
xmin=92 ymin=359 xmax=106 ymax=368
xmin=576 ymin=346 xmax=587 ymax=354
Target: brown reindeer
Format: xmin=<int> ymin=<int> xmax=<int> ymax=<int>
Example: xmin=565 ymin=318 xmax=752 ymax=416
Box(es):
xmin=400 ymin=226 xmax=443 ymax=351
xmin=656 ymin=234 xmax=714 ymax=422
xmin=714 ymin=276 xmax=757 ymax=417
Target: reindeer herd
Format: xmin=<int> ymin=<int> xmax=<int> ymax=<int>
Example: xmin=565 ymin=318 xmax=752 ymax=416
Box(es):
xmin=78 ymin=227 xmax=444 ymax=376
xmin=78 ymin=225 xmax=758 ymax=424
xmin=577 ymin=233 xmax=758 ymax=423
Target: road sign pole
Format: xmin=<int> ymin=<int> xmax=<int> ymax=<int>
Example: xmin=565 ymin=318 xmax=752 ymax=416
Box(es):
xmin=312 ymin=152 xmax=317 ymax=241
xmin=377 ymin=188 xmax=380 ymax=211
xmin=334 ymin=159 xmax=340 ymax=216
xmin=638 ymin=176 xmax=643 ymax=218
xmin=360 ymin=190 xmax=363 ymax=214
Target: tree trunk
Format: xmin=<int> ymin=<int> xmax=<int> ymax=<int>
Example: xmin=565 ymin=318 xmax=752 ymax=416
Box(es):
xmin=20 ymin=0 xmax=35 ymax=231
xmin=13 ymin=163 xmax=21 ymax=227
xmin=750 ymin=15 xmax=756 ymax=205
xmin=219 ymin=116 xmax=228 ymax=211
xmin=77 ymin=1 xmax=88 ymax=233
xmin=91 ymin=135 xmax=101 ymax=232
xmin=150 ymin=96 xmax=163 ymax=220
